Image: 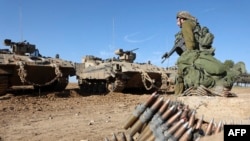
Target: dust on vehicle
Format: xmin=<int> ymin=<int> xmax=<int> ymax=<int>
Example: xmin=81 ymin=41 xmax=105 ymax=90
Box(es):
xmin=0 ymin=39 xmax=75 ymax=95
xmin=75 ymin=48 xmax=176 ymax=94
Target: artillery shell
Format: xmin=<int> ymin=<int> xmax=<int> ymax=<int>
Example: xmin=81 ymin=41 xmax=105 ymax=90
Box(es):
xmin=130 ymin=97 xmax=163 ymax=137
xmin=150 ymin=97 xmax=164 ymax=113
xmin=171 ymin=122 xmax=189 ymax=140
xmin=104 ymin=137 xmax=110 ymax=141
xmin=137 ymin=124 xmax=151 ymax=141
xmin=164 ymin=119 xmax=185 ymax=138
xmin=179 ymin=127 xmax=194 ymax=141
xmin=126 ymin=135 xmax=134 ymax=141
xmin=165 ymin=110 xmax=182 ymax=126
xmin=147 ymin=133 xmax=155 ymax=141
xmin=215 ymin=121 xmax=222 ymax=134
xmin=120 ymin=132 xmax=127 ymax=141
xmin=195 ymin=115 xmax=204 ymax=130
xmin=129 ymin=119 xmax=144 ymax=137
xmin=205 ymin=118 xmax=214 ymax=136
xmin=124 ymin=92 xmax=159 ymax=129
xmin=123 ymin=115 xmax=138 ymax=130
xmin=111 ymin=133 xmax=118 ymax=141
xmin=188 ymin=110 xmax=196 ymax=128
xmin=137 ymin=129 xmax=152 ymax=141
xmin=158 ymin=99 xmax=170 ymax=115
xmin=145 ymin=91 xmax=159 ymax=107
xmin=161 ymin=105 xmax=176 ymax=121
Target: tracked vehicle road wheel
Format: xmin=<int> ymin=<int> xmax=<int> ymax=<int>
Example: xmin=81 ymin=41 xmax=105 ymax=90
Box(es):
xmin=33 ymin=76 xmax=69 ymax=93
xmin=107 ymin=80 xmax=125 ymax=92
xmin=52 ymin=77 xmax=69 ymax=91
xmin=0 ymin=75 xmax=9 ymax=96
xmin=79 ymin=81 xmax=91 ymax=94
xmin=80 ymin=80 xmax=107 ymax=94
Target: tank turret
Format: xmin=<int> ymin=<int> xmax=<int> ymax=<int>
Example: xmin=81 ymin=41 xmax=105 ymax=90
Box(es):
xmin=4 ymin=39 xmax=37 ymax=56
xmin=0 ymin=39 xmax=75 ymax=96
xmin=115 ymin=48 xmax=138 ymax=63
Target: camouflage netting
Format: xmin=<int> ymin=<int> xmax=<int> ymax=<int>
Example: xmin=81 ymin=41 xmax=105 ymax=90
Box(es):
xmin=104 ymin=92 xmax=250 ymax=141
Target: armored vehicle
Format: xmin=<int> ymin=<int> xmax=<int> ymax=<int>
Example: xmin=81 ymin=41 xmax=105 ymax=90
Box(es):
xmin=0 ymin=39 xmax=75 ymax=95
xmin=235 ymin=73 xmax=250 ymax=86
xmin=75 ymin=48 xmax=176 ymax=94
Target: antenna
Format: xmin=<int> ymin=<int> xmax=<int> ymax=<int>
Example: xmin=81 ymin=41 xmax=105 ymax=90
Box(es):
xmin=19 ymin=0 xmax=23 ymax=41
xmin=112 ymin=18 xmax=115 ymax=48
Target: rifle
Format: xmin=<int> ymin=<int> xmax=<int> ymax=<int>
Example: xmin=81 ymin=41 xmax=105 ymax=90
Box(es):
xmin=161 ymin=37 xmax=185 ymax=63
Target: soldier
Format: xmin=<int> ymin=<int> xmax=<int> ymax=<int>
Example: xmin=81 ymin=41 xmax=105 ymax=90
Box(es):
xmin=176 ymin=11 xmax=198 ymax=51
xmin=163 ymin=11 xmax=245 ymax=96
xmin=173 ymin=11 xmax=199 ymax=95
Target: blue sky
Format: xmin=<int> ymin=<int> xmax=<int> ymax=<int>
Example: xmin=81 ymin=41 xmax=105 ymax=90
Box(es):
xmin=1 ymin=0 xmax=250 ymax=82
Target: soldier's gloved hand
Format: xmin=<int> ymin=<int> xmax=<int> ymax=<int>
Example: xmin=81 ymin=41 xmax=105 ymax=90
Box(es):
xmin=162 ymin=52 xmax=169 ymax=59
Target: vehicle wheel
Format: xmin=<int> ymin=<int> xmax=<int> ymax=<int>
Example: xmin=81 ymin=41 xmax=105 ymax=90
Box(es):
xmin=0 ymin=75 xmax=9 ymax=96
xmin=79 ymin=81 xmax=91 ymax=94
xmin=33 ymin=77 xmax=68 ymax=92
xmin=53 ymin=77 xmax=69 ymax=91
xmin=107 ymin=80 xmax=125 ymax=92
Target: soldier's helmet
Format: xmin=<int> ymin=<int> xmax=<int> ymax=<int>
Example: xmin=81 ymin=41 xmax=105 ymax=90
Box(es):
xmin=176 ymin=11 xmax=196 ymax=21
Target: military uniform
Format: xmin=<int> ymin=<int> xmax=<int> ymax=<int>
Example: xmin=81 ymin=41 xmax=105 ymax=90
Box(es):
xmin=181 ymin=20 xmax=198 ymax=50
xmin=174 ymin=14 xmax=199 ymax=95
xmin=168 ymin=11 xmax=245 ymax=96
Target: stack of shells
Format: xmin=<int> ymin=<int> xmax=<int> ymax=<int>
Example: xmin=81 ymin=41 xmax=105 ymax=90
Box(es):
xmin=104 ymin=92 xmax=246 ymax=141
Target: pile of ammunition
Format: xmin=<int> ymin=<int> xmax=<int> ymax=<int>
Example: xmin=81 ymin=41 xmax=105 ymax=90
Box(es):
xmin=181 ymin=85 xmax=237 ymax=97
xmin=104 ymin=92 xmax=230 ymax=141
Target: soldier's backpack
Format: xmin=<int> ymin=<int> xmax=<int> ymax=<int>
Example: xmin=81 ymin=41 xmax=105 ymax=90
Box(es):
xmin=195 ymin=25 xmax=215 ymax=55
xmin=199 ymin=27 xmax=214 ymax=47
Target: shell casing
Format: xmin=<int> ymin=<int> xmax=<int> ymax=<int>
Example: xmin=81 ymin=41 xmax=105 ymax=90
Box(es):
xmin=215 ymin=121 xmax=222 ymax=134
xmin=172 ymin=122 xmax=189 ymax=140
xmin=164 ymin=119 xmax=185 ymax=138
xmin=179 ymin=127 xmax=193 ymax=141
xmin=195 ymin=115 xmax=204 ymax=130
xmin=205 ymin=118 xmax=214 ymax=136
xmin=166 ymin=110 xmax=183 ymax=126
xmin=188 ymin=110 xmax=196 ymax=128
xmin=120 ymin=132 xmax=127 ymax=141
xmin=111 ymin=133 xmax=118 ymax=141
xmin=161 ymin=105 xmax=176 ymax=121
xmin=158 ymin=99 xmax=170 ymax=115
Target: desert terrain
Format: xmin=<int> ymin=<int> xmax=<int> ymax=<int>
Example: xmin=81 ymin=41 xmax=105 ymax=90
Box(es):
xmin=0 ymin=83 xmax=249 ymax=141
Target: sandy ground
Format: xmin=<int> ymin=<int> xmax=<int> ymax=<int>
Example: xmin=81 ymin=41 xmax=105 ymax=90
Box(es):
xmin=0 ymin=83 xmax=249 ymax=141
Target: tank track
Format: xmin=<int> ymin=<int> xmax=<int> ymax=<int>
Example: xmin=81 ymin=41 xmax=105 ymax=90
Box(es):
xmin=79 ymin=80 xmax=107 ymax=94
xmin=53 ymin=77 xmax=69 ymax=91
xmin=33 ymin=76 xmax=69 ymax=93
xmin=0 ymin=75 xmax=8 ymax=96
xmin=79 ymin=79 xmax=125 ymax=94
